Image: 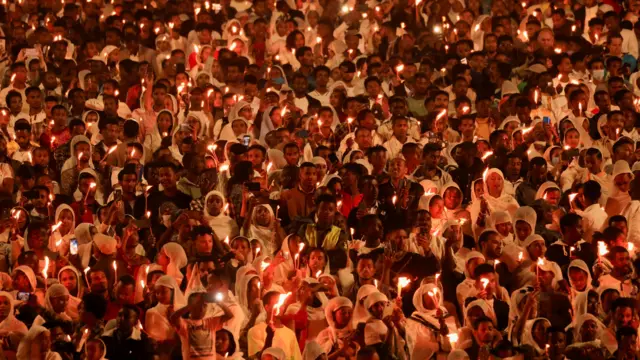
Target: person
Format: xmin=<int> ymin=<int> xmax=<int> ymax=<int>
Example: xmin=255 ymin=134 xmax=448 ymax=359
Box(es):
xmin=101 ymin=305 xmax=157 ymax=360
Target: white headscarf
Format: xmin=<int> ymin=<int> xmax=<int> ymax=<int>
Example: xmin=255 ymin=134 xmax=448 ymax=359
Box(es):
xmin=246 ymin=204 xmax=276 ymax=255
xmin=16 ymin=325 xmax=61 ymax=360
xmin=470 ymin=168 xmax=519 ymax=224
xmin=44 ymin=284 xmax=72 ymax=321
xmin=352 ymin=284 xmax=378 ymax=327
xmin=204 ymin=190 xmax=239 ymax=241
xmin=512 ymin=206 xmax=537 ymax=246
xmin=259 ymin=106 xmax=278 ymax=145
xmin=534 ymin=181 xmax=561 ymax=201
xmin=411 ymin=283 xmax=447 ymax=328
xmin=72 ymin=168 xmax=104 ymax=205
xmin=61 ymin=135 xmax=93 ymax=173
xmin=161 ymin=243 xmax=187 ymax=285
xmin=605 ymin=160 xmax=633 ymax=216
xmin=13 ymin=265 xmax=37 ymax=293
xmin=48 ymin=204 xmax=76 ymax=253
xmin=521 ymin=318 xmax=551 ymax=354
xmin=572 ymin=313 xmax=606 ymax=343
xmin=146 ymin=275 xmax=186 ymax=341
xmin=0 ymin=291 xmax=26 ymax=334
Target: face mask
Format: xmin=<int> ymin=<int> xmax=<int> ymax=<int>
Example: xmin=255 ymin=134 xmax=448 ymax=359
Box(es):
xmin=162 ymin=214 xmax=171 ymax=227
xmin=551 ymin=157 xmax=560 ymax=166
xmin=273 ymin=77 xmax=285 ymax=85
xmin=592 ymin=69 xmax=605 ymax=80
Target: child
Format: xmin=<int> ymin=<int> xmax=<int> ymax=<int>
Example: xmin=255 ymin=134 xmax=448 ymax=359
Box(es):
xmin=171 ymin=291 xmax=234 ymax=360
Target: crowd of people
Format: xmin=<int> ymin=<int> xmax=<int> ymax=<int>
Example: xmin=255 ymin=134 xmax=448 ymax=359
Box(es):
xmin=0 ymin=0 xmax=640 ymax=359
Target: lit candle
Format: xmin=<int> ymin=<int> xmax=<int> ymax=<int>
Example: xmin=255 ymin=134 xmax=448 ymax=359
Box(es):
xmin=397 ymin=277 xmax=411 ymax=298
xmin=480 ymin=278 xmax=489 ymax=290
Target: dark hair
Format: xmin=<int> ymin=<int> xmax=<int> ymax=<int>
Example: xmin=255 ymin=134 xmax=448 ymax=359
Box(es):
xmin=216 ymin=329 xmax=237 ymax=355
xmin=609 ymin=215 xmax=627 ymax=226
xmin=477 ymin=230 xmax=498 ymax=251
xmin=473 ymin=263 xmax=495 ymax=278
xmin=191 ymin=225 xmax=213 ymax=239
xmin=617 ymin=326 xmax=638 ymax=341
xmin=117 ymin=274 xmax=136 ymax=286
xmin=559 ymin=213 xmax=582 ymax=234
xmin=473 ymin=315 xmax=494 ymax=329
xmin=583 ymin=180 xmax=602 ymax=203
xmin=82 ymin=293 xmax=108 ymax=320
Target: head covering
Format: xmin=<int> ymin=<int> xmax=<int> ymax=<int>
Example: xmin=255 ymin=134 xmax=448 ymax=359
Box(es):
xmin=512 ymin=206 xmax=537 ymax=244
xmin=247 ymin=204 xmax=275 ymax=255
xmin=302 ymin=341 xmax=326 ymax=360
xmin=573 ymin=313 xmax=606 ymax=343
xmin=262 ymin=347 xmax=286 ymax=360
xmin=464 ymin=251 xmax=485 ymax=278
xmin=0 ymin=291 xmax=26 ymax=334
xmin=44 ymin=284 xmax=71 ymax=320
xmin=607 ymin=160 xmax=633 ymax=216
xmin=534 ymin=181 xmax=561 ymax=201
xmin=62 ymin=135 xmax=93 ymax=173
xmin=93 ymin=234 xmax=117 ymax=255
xmin=568 ymin=259 xmax=593 ymax=294
xmin=13 ymin=265 xmax=36 ymax=292
xmin=48 ymin=204 xmax=76 ymax=253
xmin=364 ymin=291 xmax=388 ymax=313
xmin=259 ymin=106 xmax=278 ymax=145
xmin=161 ymin=243 xmax=187 ymax=285
xmin=74 ymin=223 xmax=94 ymax=245
xmin=57 ymin=265 xmax=83 ymax=298
xmin=440 ymin=182 xmax=463 ymax=213
xmin=352 ymin=284 xmax=378 ymax=327
xmin=521 ymin=318 xmax=551 ymax=354
xmin=237 ymin=271 xmax=260 ymax=319
xmin=203 ymin=190 xmax=239 ymax=241
xmin=470 ymin=168 xmax=519 ymax=224
xmin=154 ymin=275 xmax=186 ymax=308
xmin=16 ymin=325 xmax=56 ymax=360
xmin=411 ymin=283 xmax=447 ymax=328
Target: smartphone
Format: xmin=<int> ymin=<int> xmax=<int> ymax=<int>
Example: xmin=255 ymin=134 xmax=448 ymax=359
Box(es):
xmin=460 ymin=58 xmax=467 ymax=64
xmin=543 ymin=116 xmax=551 ymax=125
xmin=242 ymin=135 xmax=251 ymax=146
xmin=70 ymin=239 xmax=78 ymax=255
xmin=25 ymin=48 xmax=38 ymax=57
xmin=206 ymin=292 xmax=224 ymax=303
xmin=296 ymin=129 xmax=309 ymax=138
xmin=17 ymin=292 xmax=30 ymax=301
xmin=215 ymin=39 xmax=228 ymax=47
xmin=114 ymin=189 xmax=122 ymax=202
xmin=245 ymin=182 xmax=261 ymax=192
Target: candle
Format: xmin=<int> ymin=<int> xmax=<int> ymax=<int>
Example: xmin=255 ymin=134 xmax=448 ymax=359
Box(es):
xmin=84 ymin=267 xmax=90 ymax=287
xmin=435 ymin=273 xmax=440 ymax=287
xmin=271 ymin=292 xmax=292 ymax=323
xmin=597 ymin=241 xmax=608 ymax=263
xmin=481 ymin=151 xmax=493 ymax=161
xmin=536 ymin=257 xmax=544 ymax=277
xmin=100 ymin=145 xmax=117 ymax=162
xmin=494 ymin=260 xmax=500 ymax=269
xmin=397 ymin=277 xmax=411 ymax=298
xmin=392 ymin=195 xmax=397 ymax=205
xmin=224 ymin=236 xmax=229 ymax=245
xmin=275 ymin=205 xmax=280 ymax=219
xmin=569 ymin=246 xmax=575 ymax=258
xmin=480 ymin=278 xmax=489 ymax=290
xmin=43 ymin=256 xmax=50 ymax=290
xmin=144 ymin=185 xmax=153 ymax=213
xmin=628 ymin=243 xmax=634 ymax=252
xmin=518 ymin=252 xmax=523 ymax=263
xmin=112 ymin=260 xmax=117 ymax=280
xmin=84 ymin=182 xmax=96 ymax=203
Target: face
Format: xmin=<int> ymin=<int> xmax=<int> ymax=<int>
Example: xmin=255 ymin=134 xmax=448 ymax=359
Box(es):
xmin=89 ymin=271 xmax=108 ymax=293
xmin=117 ymin=308 xmax=138 ymax=333
xmin=615 ymin=306 xmax=634 ymax=327
xmin=357 ymin=258 xmax=374 ymax=280
xmin=158 ymin=167 xmax=177 ymax=189
xmin=284 ymin=146 xmax=300 ymax=165
xmin=0 ymin=296 xmax=11 ymax=320
xmin=195 ymin=234 xmax=213 ymax=254
xmin=50 ymin=294 xmax=69 ymax=313
xmin=483 ymin=234 xmax=503 ymax=258
xmin=568 ymin=267 xmax=588 ymax=292
xmin=60 ymin=269 xmax=77 ymax=292
xmin=475 ymin=322 xmax=495 ymax=344
xmin=300 ymin=166 xmax=318 ymax=189
xmin=486 ymin=172 xmax=503 ymax=197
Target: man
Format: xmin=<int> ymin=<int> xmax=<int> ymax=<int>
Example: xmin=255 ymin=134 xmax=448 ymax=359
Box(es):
xmin=308 ymin=66 xmax=331 ymax=105
xmin=366 ymin=146 xmax=388 ymax=183
xmin=280 ymin=162 xmax=317 ymax=224
xmin=0 ymin=62 xmax=28 ymax=113
xmin=343 ymin=252 xmax=377 ymax=301
xmin=339 ymin=163 xmax=364 ymax=217
xmin=462 ymin=316 xmax=497 ymax=359
xmin=378 ymin=156 xmax=424 ymax=227
xmin=450 ymin=141 xmax=484 ymax=203
xmin=106 ymin=120 xmax=143 ymax=167
xmin=601 ymin=298 xmax=638 ymax=355
xmin=115 ymin=164 xmax=138 ymax=215
xmin=597 ymin=246 xmax=635 ymax=297
xmin=516 ymin=157 xmax=551 ymax=206
xmin=177 ymin=152 xmax=206 ymax=200
xmin=101 ymin=305 xmax=157 ymax=360
xmin=382 ymin=117 xmax=414 ymax=159
xmin=104 ymin=275 xmax=137 ymax=321
xmin=411 ymin=143 xmax=452 ymax=189
xmin=297 ymin=194 xmax=347 ymax=272
xmin=135 ymin=162 xmax=192 ymax=228
xmin=546 ymin=213 xmax=596 ymax=268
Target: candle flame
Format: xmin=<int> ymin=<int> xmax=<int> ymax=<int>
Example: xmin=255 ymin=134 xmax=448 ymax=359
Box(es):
xmin=518 ymin=252 xmax=523 ymax=261
xmin=480 ymin=278 xmax=489 ymax=289
xmin=598 ymin=241 xmax=608 ymax=256
xmin=537 ymin=257 xmax=545 ymax=266
xmin=316 ymin=270 xmax=322 ymax=278
xmin=51 ymin=221 xmax=63 ymax=232
xmin=436 ymin=109 xmax=447 ymax=121
xmin=395 ymin=64 xmax=404 ymax=73
xmin=481 ymin=151 xmax=493 ymax=161
xmin=43 ymin=256 xmax=50 ymax=279
xmin=274 ymin=292 xmax=292 ymax=315
xmin=568 ymin=193 xmax=577 ymax=202
xmin=398 ymin=277 xmax=411 ymax=289
xmin=261 ymin=261 xmax=270 ymax=272
xmin=447 ymin=333 xmax=459 ymax=343
xmin=140 ymin=280 xmax=145 ymax=289
xmin=112 ymin=260 xmax=117 ymax=273
xmin=629 ymin=243 xmax=635 ymax=252
xmin=392 ymin=195 xmax=397 ymax=205
xmin=224 ymin=236 xmax=229 ymax=244
xmin=220 ymin=164 xmax=230 ymax=172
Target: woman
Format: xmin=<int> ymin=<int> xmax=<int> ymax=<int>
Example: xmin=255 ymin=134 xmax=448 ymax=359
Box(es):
xmin=568 ymin=259 xmax=593 ymax=307
xmin=440 ymin=182 xmax=467 ymax=221
xmin=85 ymin=338 xmax=107 ymax=360
xmin=469 ymin=168 xmax=519 ymax=230
xmin=226 ymin=161 xmax=254 ymax=223
xmin=145 ymin=275 xmax=186 ymax=360
xmin=144 ymin=110 xmax=173 ymax=153
xmin=458 ymin=299 xmax=500 ymax=349
xmin=11 ymin=265 xmax=37 ymax=302
xmin=32 ymin=284 xmax=72 ymax=327
xmin=273 ymin=234 xmax=305 ymax=286
xmin=406 ymin=283 xmax=452 ymax=359
xmin=203 ymin=190 xmax=240 ymax=241
xmin=258 ymin=106 xmax=283 ymax=145
xmin=57 ymin=265 xmax=83 ymax=321
xmin=455 ymin=252 xmax=486 ymax=309
xmin=244 ymin=204 xmax=279 ymax=256
xmin=535 ymin=181 xmax=562 ymax=206
xmin=235 ymin=270 xmax=261 ymax=329
xmin=302 ymin=341 xmax=327 ymax=360
xmin=418 ymin=194 xmax=447 ymax=234
xmin=48 ymin=204 xmax=75 ymax=255
xmin=157 ymin=242 xmax=188 ymax=285
xmin=520 ymin=318 xmax=551 ymax=356
xmin=605 ymin=160 xmax=633 ymax=216
xmin=16 ymin=325 xmax=59 ymax=360
xmin=215 ymin=328 xmax=243 ymax=359
xmin=566 ymin=313 xmax=611 ymax=355
xmin=0 ymin=290 xmax=27 ymax=356
xmin=219 ymin=101 xmax=253 ymax=141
